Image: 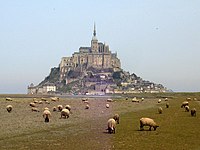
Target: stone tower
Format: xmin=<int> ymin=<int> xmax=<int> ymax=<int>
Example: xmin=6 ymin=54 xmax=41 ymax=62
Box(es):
xmin=91 ymin=23 xmax=98 ymax=53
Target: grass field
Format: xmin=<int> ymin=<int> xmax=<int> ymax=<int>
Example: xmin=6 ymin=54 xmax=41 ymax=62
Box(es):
xmin=0 ymin=93 xmax=200 ymax=150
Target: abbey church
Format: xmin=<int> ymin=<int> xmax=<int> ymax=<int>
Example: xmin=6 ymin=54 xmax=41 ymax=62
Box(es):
xmin=59 ymin=24 xmax=121 ymax=81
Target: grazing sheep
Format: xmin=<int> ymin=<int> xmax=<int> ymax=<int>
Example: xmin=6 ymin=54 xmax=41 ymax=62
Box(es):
xmin=57 ymin=105 xmax=63 ymax=111
xmin=141 ymin=98 xmax=144 ymax=101
xmin=85 ymin=104 xmax=90 ymax=109
xmin=185 ymin=105 xmax=190 ymax=112
xmin=31 ymin=107 xmax=40 ymax=112
xmin=181 ymin=101 xmax=189 ymax=108
xmin=158 ymin=107 xmax=163 ymax=114
xmin=30 ymin=102 xmax=36 ymax=107
xmin=45 ymin=101 xmax=50 ymax=104
xmin=158 ymin=99 xmax=162 ymax=103
xmin=33 ymin=100 xmax=39 ymax=104
xmin=60 ymin=108 xmax=70 ymax=119
xmin=44 ymin=107 xmax=49 ymax=110
xmin=43 ymin=110 xmax=51 ymax=122
xmin=113 ymin=114 xmax=120 ymax=124
xmin=65 ymin=105 xmax=71 ymax=111
xmin=107 ymin=118 xmax=116 ymax=134
xmin=52 ymin=106 xmax=57 ymax=112
xmin=106 ymin=104 xmax=110 ymax=108
xmin=6 ymin=97 xmax=12 ymax=101
xmin=166 ymin=102 xmax=169 ymax=108
xmin=107 ymin=99 xmax=113 ymax=102
xmin=6 ymin=105 xmax=13 ymax=113
xmin=83 ymin=100 xmax=89 ymax=104
xmin=51 ymin=97 xmax=59 ymax=101
xmin=82 ymin=98 xmax=88 ymax=102
xmin=191 ymin=108 xmax=196 ymax=116
xmin=165 ymin=98 xmax=168 ymax=101
xmin=186 ymin=98 xmax=191 ymax=101
xmin=140 ymin=117 xmax=159 ymax=131
xmin=132 ymin=97 xmax=139 ymax=103
xmin=38 ymin=101 xmax=43 ymax=104
xmin=41 ymin=98 xmax=47 ymax=101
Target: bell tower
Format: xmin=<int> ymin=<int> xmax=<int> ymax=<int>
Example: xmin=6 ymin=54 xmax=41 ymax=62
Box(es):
xmin=91 ymin=23 xmax=98 ymax=53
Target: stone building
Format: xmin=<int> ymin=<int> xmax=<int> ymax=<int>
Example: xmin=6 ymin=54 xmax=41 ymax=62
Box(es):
xmin=59 ymin=24 xmax=121 ymax=81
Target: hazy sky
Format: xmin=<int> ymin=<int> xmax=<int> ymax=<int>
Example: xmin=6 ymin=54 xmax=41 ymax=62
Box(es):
xmin=0 ymin=0 xmax=200 ymax=94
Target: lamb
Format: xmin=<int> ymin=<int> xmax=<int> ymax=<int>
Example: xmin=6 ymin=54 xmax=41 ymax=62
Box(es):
xmin=158 ymin=107 xmax=163 ymax=114
xmin=6 ymin=105 xmax=13 ymax=113
xmin=30 ymin=102 xmax=36 ymax=107
xmin=107 ymin=99 xmax=113 ymax=102
xmin=191 ymin=108 xmax=196 ymax=116
xmin=43 ymin=110 xmax=51 ymax=122
xmin=185 ymin=105 xmax=190 ymax=112
xmin=60 ymin=108 xmax=70 ymax=119
xmin=31 ymin=107 xmax=40 ymax=112
xmin=113 ymin=114 xmax=120 ymax=124
xmin=166 ymin=102 xmax=169 ymax=108
xmin=106 ymin=104 xmax=110 ymax=108
xmin=107 ymin=118 xmax=116 ymax=134
xmin=140 ymin=117 xmax=159 ymax=131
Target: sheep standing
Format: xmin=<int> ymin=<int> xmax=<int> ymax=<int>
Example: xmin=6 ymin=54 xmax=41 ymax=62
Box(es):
xmin=113 ymin=114 xmax=120 ymax=124
xmin=106 ymin=104 xmax=110 ymax=108
xmin=52 ymin=106 xmax=57 ymax=112
xmin=107 ymin=99 xmax=113 ymax=102
xmin=158 ymin=107 xmax=163 ymax=114
xmin=181 ymin=101 xmax=189 ymax=108
xmin=60 ymin=108 xmax=70 ymax=119
xmin=166 ymin=102 xmax=169 ymax=108
xmin=30 ymin=102 xmax=36 ymax=107
xmin=158 ymin=99 xmax=162 ymax=103
xmin=107 ymin=118 xmax=116 ymax=134
xmin=185 ymin=106 xmax=190 ymax=112
xmin=32 ymin=107 xmax=40 ymax=112
xmin=6 ymin=105 xmax=13 ymax=113
xmin=191 ymin=108 xmax=196 ymax=116
xmin=57 ymin=105 xmax=63 ymax=112
xmin=140 ymin=117 xmax=159 ymax=131
xmin=6 ymin=97 xmax=12 ymax=101
xmin=85 ymin=104 xmax=90 ymax=109
xmin=65 ymin=105 xmax=71 ymax=111
xmin=43 ymin=110 xmax=51 ymax=122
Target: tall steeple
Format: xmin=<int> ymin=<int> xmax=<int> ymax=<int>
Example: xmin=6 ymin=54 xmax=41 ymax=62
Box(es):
xmin=93 ymin=23 xmax=96 ymax=37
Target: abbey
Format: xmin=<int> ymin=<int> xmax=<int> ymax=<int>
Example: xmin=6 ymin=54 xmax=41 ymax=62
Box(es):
xmin=59 ymin=24 xmax=121 ymax=81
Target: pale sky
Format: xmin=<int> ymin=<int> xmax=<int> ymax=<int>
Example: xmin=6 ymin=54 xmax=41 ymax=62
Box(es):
xmin=0 ymin=0 xmax=200 ymax=94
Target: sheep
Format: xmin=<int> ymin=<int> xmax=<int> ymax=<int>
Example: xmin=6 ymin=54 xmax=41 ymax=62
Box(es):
xmin=141 ymin=98 xmax=144 ymax=101
xmin=85 ymin=104 xmax=90 ymax=109
xmin=158 ymin=99 xmax=162 ymax=103
xmin=41 ymin=97 xmax=47 ymax=101
xmin=185 ymin=105 xmax=190 ymax=112
xmin=83 ymin=100 xmax=89 ymax=104
xmin=106 ymin=104 xmax=110 ymax=108
xmin=52 ymin=106 xmax=57 ymax=112
xmin=44 ymin=107 xmax=49 ymax=110
xmin=186 ymin=98 xmax=191 ymax=101
xmin=82 ymin=98 xmax=88 ymax=102
xmin=165 ymin=98 xmax=168 ymax=101
xmin=181 ymin=101 xmax=189 ymax=108
xmin=51 ymin=97 xmax=59 ymax=101
xmin=107 ymin=98 xmax=113 ymax=102
xmin=30 ymin=102 xmax=36 ymax=107
xmin=6 ymin=97 xmax=12 ymax=101
xmin=45 ymin=101 xmax=50 ymax=104
xmin=140 ymin=117 xmax=159 ymax=131
xmin=65 ymin=105 xmax=71 ymax=111
xmin=6 ymin=105 xmax=13 ymax=113
xmin=113 ymin=114 xmax=120 ymax=124
xmin=43 ymin=110 xmax=51 ymax=122
xmin=166 ymin=102 xmax=169 ymax=108
xmin=33 ymin=100 xmax=39 ymax=104
xmin=107 ymin=118 xmax=116 ymax=134
xmin=158 ymin=107 xmax=163 ymax=114
xmin=60 ymin=108 xmax=70 ymax=119
xmin=191 ymin=108 xmax=196 ymax=117
xmin=132 ymin=97 xmax=139 ymax=103
xmin=38 ymin=101 xmax=43 ymax=104
xmin=31 ymin=107 xmax=40 ymax=112
xmin=125 ymin=97 xmax=128 ymax=100
xmin=57 ymin=105 xmax=63 ymax=111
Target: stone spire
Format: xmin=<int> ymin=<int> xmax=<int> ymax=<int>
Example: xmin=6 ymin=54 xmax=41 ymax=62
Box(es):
xmin=93 ymin=23 xmax=96 ymax=37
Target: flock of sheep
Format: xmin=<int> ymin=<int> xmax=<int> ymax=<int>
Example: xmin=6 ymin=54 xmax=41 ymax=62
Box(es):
xmin=4 ymin=96 xmax=198 ymax=135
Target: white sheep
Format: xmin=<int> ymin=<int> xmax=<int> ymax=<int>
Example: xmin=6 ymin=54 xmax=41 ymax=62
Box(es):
xmin=85 ymin=104 xmax=90 ymax=109
xmin=31 ymin=107 xmax=40 ymax=112
xmin=30 ymin=102 xmax=36 ymax=107
xmin=52 ymin=106 xmax=57 ymax=112
xmin=113 ymin=114 xmax=120 ymax=124
xmin=107 ymin=118 xmax=116 ymax=134
xmin=158 ymin=107 xmax=163 ymax=114
xmin=166 ymin=102 xmax=169 ymax=108
xmin=185 ymin=105 xmax=190 ymax=112
xmin=57 ymin=105 xmax=63 ymax=112
xmin=132 ymin=97 xmax=139 ymax=103
xmin=107 ymin=98 xmax=113 ymax=102
xmin=60 ymin=108 xmax=70 ymax=119
xmin=158 ymin=99 xmax=162 ymax=103
xmin=44 ymin=107 xmax=49 ymax=110
xmin=65 ymin=105 xmax=71 ymax=111
xmin=165 ymin=98 xmax=168 ymax=101
xmin=6 ymin=97 xmax=12 ymax=101
xmin=43 ymin=110 xmax=51 ymax=122
xmin=191 ymin=108 xmax=196 ymax=117
xmin=106 ymin=104 xmax=110 ymax=108
xmin=140 ymin=117 xmax=159 ymax=131
xmin=6 ymin=105 xmax=13 ymax=113
xmin=51 ymin=97 xmax=59 ymax=101
xmin=181 ymin=101 xmax=189 ymax=108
